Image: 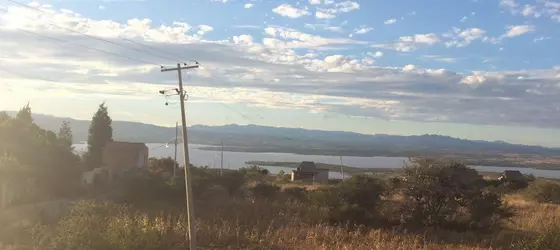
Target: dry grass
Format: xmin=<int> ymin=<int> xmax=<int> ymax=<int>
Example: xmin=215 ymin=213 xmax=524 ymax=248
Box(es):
xmin=503 ymin=194 xmax=560 ymax=232
xmin=4 ymin=186 xmax=559 ymax=250
xmin=122 ymin=195 xmax=560 ymax=249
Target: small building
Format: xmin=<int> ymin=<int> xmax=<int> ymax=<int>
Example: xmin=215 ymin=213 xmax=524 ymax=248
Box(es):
xmin=498 ymin=170 xmax=525 ymax=182
xmin=82 ymin=141 xmax=149 ymax=186
xmin=291 ymin=161 xmax=329 ymax=182
xmin=102 ymin=141 xmax=149 ymax=181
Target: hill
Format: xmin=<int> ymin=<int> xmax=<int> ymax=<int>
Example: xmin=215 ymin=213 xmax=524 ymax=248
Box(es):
xmin=4 ymin=112 xmax=560 ymax=163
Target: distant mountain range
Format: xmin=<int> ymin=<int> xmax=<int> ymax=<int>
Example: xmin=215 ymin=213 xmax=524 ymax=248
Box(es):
xmin=5 ymin=112 xmax=560 ymax=158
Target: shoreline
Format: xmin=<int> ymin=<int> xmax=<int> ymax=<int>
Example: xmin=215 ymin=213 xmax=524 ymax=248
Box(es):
xmin=198 ymin=146 xmax=560 ymax=171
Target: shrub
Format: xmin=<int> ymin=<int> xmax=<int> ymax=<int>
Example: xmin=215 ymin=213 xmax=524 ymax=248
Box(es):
xmin=503 ymin=179 xmax=529 ymax=191
xmin=525 ymin=180 xmax=560 ymax=204
xmin=400 ymin=158 xmax=512 ymax=229
xmin=322 ymin=175 xmax=386 ymax=226
xmin=147 ymin=157 xmax=178 ymax=175
xmin=465 ymin=191 xmax=514 ymax=229
xmin=120 ymin=170 xmax=183 ymax=206
xmin=283 ymin=187 xmax=307 ymax=201
xmin=240 ymin=165 xmax=269 ymax=181
xmin=31 ymin=201 xmax=183 ymax=250
xmin=276 ymin=170 xmax=290 ymax=183
xmin=251 ymin=183 xmax=280 ymax=199
xmin=216 ymin=171 xmax=246 ymax=196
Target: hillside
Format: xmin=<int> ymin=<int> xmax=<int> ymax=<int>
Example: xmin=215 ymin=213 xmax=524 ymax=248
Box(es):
xmin=5 ymin=112 xmax=560 ymax=162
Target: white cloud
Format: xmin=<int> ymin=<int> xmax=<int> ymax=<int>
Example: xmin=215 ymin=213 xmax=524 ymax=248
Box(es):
xmin=460 ymin=71 xmax=487 ymax=85
xmin=504 ymin=25 xmax=535 ymax=37
xmin=354 ymin=27 xmax=373 ymax=34
xmin=262 ymin=26 xmax=366 ymax=50
xmin=521 ymin=5 xmax=541 ymax=17
xmin=460 ymin=16 xmax=468 ymax=22
xmin=232 ymin=34 xmax=254 ymax=45
xmin=196 ymin=25 xmax=214 ymax=36
xmin=373 ymin=33 xmax=440 ymax=51
xmin=500 ymin=0 xmax=559 ymax=22
xmin=98 ymin=5 xmax=106 ymax=10
xmin=315 ymin=1 xmax=359 ymax=19
xmin=3 ymin=4 xmax=560 ymax=128
xmin=309 ymin=0 xmax=321 ymax=4
xmin=445 ymin=27 xmax=486 ymax=47
xmin=422 ymin=55 xmax=457 ymax=63
xmin=272 ymin=4 xmax=310 ymax=18
xmin=402 ymin=64 xmax=416 ymax=72
xmin=534 ymin=36 xmax=551 ymax=42
xmin=316 ymin=11 xmax=336 ymax=19
xmin=500 ymin=0 xmax=517 ymax=9
xmin=384 ymin=18 xmax=397 ymax=24
xmin=244 ymin=3 xmax=254 ymax=9
xmin=324 ymin=26 xmax=343 ymax=32
xmin=233 ymin=25 xmax=260 ymax=29
xmin=373 ymin=51 xmax=383 ymax=58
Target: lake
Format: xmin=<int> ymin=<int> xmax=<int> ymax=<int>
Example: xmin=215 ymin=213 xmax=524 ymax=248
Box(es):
xmin=73 ymin=143 xmax=560 ymax=179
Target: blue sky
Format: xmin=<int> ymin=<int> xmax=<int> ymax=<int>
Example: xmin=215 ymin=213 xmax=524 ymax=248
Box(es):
xmin=1 ymin=0 xmax=560 ymax=146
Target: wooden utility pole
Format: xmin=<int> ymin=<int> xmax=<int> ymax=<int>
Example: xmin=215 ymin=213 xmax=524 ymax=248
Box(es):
xmin=173 ymin=122 xmax=178 ymax=178
xmin=220 ymin=140 xmax=224 ymax=176
xmin=340 ymin=156 xmax=345 ymax=180
xmin=161 ymin=63 xmax=199 ymax=250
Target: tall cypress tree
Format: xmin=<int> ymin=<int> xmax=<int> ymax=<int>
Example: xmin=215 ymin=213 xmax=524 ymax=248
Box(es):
xmin=85 ymin=102 xmax=113 ymax=170
xmin=58 ymin=121 xmax=73 ymax=150
xmin=16 ymin=103 xmax=33 ymax=125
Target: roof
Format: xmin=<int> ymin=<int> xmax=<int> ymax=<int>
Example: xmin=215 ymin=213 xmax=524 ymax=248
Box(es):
xmin=501 ymin=170 xmax=524 ymax=180
xmin=296 ymin=161 xmax=317 ymax=173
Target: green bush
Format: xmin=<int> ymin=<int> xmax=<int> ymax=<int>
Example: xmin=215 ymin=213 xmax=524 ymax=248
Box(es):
xmin=251 ymin=183 xmax=280 ymax=199
xmin=216 ymin=171 xmax=246 ymax=196
xmin=276 ymin=170 xmax=291 ymax=183
xmin=120 ymin=170 xmax=183 ymax=206
xmin=465 ymin=191 xmax=514 ymax=229
xmin=322 ymin=175 xmax=386 ymax=226
xmin=283 ymin=187 xmax=307 ymax=201
xmin=31 ymin=201 xmax=183 ymax=250
xmin=400 ymin=158 xmax=512 ymax=229
xmin=239 ymin=165 xmax=269 ymax=181
xmin=525 ymin=180 xmax=560 ymax=204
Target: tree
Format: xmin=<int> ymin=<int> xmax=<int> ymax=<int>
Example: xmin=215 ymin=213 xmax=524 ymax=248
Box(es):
xmin=400 ymin=158 xmax=512 ymax=229
xmin=322 ymin=175 xmax=386 ymax=226
xmin=58 ymin=121 xmax=73 ymax=150
xmin=16 ymin=103 xmax=32 ymax=124
xmin=0 ymin=105 xmax=82 ymax=203
xmin=86 ymin=102 xmax=113 ymax=170
xmin=147 ymin=157 xmax=178 ymax=174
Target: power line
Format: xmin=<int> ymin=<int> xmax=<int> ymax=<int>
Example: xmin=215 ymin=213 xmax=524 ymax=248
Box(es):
xmin=198 ymin=63 xmax=289 ymax=122
xmin=181 ymin=72 xmax=258 ymax=121
xmin=5 ymin=0 xmax=189 ymax=63
xmin=0 ymin=13 xmax=161 ymax=67
xmin=0 ymin=67 xmax=57 ymax=82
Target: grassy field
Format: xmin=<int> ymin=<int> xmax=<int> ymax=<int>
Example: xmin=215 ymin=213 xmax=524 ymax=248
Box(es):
xmin=2 ymin=186 xmax=557 ymax=250
xmin=2 ymin=166 xmax=560 ymax=250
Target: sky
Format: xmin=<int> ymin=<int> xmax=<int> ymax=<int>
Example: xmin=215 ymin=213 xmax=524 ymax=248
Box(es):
xmin=0 ymin=0 xmax=560 ymax=147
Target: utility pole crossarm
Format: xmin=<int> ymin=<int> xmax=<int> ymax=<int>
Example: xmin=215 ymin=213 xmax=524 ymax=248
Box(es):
xmin=161 ymin=65 xmax=199 ymax=72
